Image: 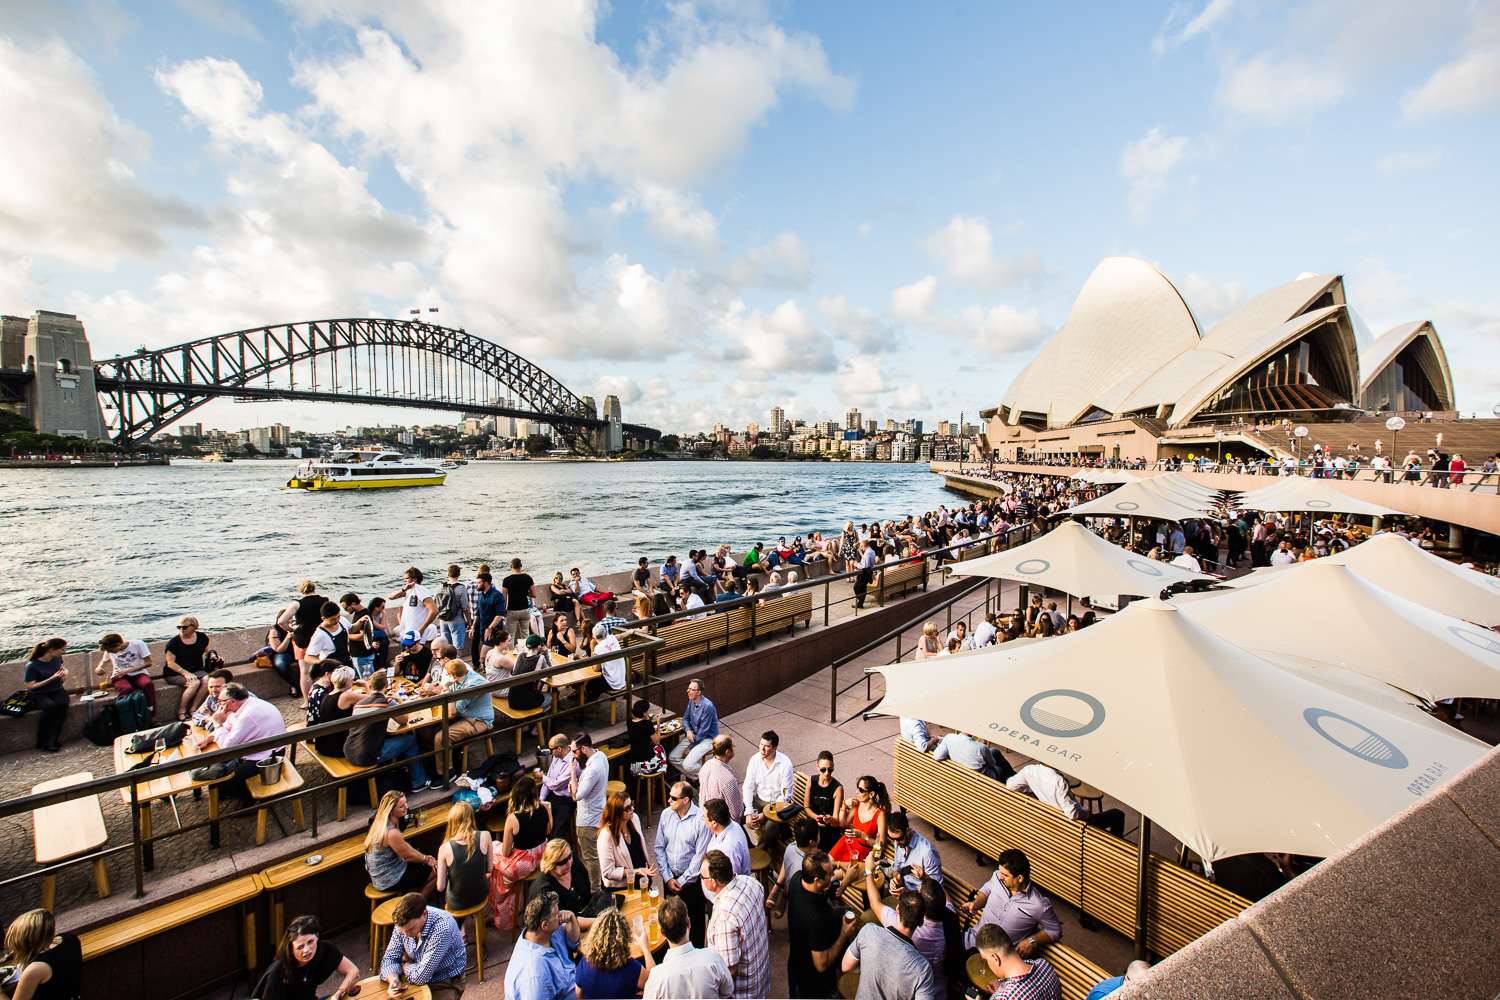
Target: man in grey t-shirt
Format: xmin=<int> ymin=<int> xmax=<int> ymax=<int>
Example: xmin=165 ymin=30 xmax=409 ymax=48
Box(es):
xmin=842 ymin=892 xmax=937 ymax=1000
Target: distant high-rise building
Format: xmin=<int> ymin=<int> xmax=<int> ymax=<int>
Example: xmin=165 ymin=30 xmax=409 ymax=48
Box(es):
xmin=270 ymin=423 xmax=290 ymax=446
xmin=747 ymin=421 xmax=760 ymax=439
xmin=938 ymin=420 xmax=953 ymax=437
xmin=769 ymin=406 xmax=785 ymax=436
xmin=845 ymin=408 xmax=861 ymax=431
xmin=178 ymin=422 xmax=202 ymax=439
xmin=884 ymin=419 xmax=896 ymax=432
xmin=865 ymin=419 xmax=876 ymax=435
xmin=603 ymin=394 xmax=623 ymax=451
xmin=245 ymin=426 xmax=272 ymax=452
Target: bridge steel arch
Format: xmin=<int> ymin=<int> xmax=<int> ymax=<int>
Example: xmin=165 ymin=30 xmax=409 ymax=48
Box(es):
xmin=91 ymin=318 xmax=614 ymax=452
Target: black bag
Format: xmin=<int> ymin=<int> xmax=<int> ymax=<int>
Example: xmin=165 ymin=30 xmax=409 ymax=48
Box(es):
xmin=0 ymin=690 xmax=34 ymax=718
xmin=436 ymin=582 xmax=459 ymax=622
xmin=84 ymin=704 xmax=123 ymax=746
xmin=126 ymin=721 xmax=188 ymax=755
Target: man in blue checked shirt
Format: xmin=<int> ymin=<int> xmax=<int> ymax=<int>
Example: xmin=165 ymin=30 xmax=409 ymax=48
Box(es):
xmin=668 ymin=678 xmax=719 ymax=778
xmin=505 ymin=891 xmax=582 ymax=1000
xmin=655 ymin=780 xmax=713 ymax=946
xmin=381 ymin=893 xmax=468 ymax=999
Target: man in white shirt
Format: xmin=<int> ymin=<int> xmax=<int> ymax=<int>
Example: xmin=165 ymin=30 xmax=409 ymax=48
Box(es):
xmin=590 ymin=624 xmax=627 ymax=689
xmin=741 ymin=731 xmax=793 ymax=844
xmin=1170 ymin=546 xmax=1202 ymax=572
xmin=973 ymin=612 xmax=999 ymax=647
xmin=571 ymin=733 xmax=611 ymax=890
xmin=389 ymin=566 xmax=439 ymax=644
xmin=1270 ymin=542 xmax=1297 ymax=566
xmin=946 ymin=621 xmax=978 ymax=651
xmin=1007 ymin=763 xmax=1124 ymax=838
xmin=677 ymin=586 xmax=708 ymax=620
xmin=643 ymin=896 xmax=733 ymax=999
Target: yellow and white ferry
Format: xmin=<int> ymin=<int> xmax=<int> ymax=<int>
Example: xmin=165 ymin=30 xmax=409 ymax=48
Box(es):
xmin=286 ymin=450 xmax=449 ymax=490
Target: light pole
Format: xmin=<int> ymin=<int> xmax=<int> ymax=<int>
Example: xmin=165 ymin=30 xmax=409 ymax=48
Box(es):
xmin=1386 ymin=415 xmax=1405 ymax=482
xmin=1215 ymin=430 xmax=1225 ymax=467
xmin=1294 ymin=425 xmax=1308 ymax=469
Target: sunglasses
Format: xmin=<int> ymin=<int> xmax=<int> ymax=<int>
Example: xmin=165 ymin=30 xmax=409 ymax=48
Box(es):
xmin=177 ymin=625 xmax=193 ymax=630
xmin=818 ymin=767 xmax=832 ymax=773
xmin=557 ymin=854 xmax=573 ymax=865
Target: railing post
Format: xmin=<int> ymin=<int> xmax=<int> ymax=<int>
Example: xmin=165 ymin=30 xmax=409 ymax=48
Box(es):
xmin=830 ymin=663 xmax=838 ymax=725
xmin=877 ymin=566 xmax=886 ymax=608
xmin=824 ymin=582 xmax=830 ymax=626
xmin=749 ymin=600 xmax=757 ymax=650
xmin=130 ymin=782 xmax=145 ymax=898
xmin=439 ymin=697 xmax=452 ymax=788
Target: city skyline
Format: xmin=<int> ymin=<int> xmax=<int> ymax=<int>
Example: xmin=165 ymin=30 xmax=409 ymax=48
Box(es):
xmin=2 ymin=2 xmax=1498 ymax=437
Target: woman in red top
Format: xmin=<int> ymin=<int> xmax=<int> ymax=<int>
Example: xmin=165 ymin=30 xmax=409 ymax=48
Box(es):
xmin=828 ymin=775 xmax=890 ymax=890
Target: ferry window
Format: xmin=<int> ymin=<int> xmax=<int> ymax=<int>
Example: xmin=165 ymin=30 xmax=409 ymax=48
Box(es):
xmin=378 ymin=454 xmax=399 ymax=462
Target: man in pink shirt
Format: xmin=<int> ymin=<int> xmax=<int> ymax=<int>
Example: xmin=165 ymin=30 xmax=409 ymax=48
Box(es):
xmin=192 ymin=683 xmax=286 ymax=800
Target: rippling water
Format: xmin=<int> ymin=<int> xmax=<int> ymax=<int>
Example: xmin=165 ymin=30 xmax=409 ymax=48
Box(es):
xmin=0 ymin=459 xmax=953 ymax=660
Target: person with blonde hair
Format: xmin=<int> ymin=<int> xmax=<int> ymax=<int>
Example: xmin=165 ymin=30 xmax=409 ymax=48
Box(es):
xmin=163 ymin=615 xmax=214 ymax=720
xmin=576 ymin=905 xmax=654 ymax=999
xmin=489 ymin=775 xmax=553 ymax=930
xmin=528 ymin=838 xmax=596 ymax=932
xmin=914 ymin=621 xmax=942 ymax=660
xmin=364 ymin=791 xmax=437 ymax=896
xmin=3 ymin=909 xmax=79 ymax=1000
xmin=436 ymin=801 xmax=492 ymax=913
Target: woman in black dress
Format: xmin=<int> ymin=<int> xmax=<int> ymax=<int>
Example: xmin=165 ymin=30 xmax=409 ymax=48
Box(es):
xmin=802 ymin=749 xmax=846 ymax=852
xmin=4 ymin=909 xmax=81 ymax=1000
xmin=528 ymin=837 xmax=598 ymax=931
xmin=250 ymin=915 xmax=359 ymax=1000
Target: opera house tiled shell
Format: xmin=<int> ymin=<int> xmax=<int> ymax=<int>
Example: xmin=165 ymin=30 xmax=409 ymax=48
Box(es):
xmin=996 ymin=258 xmax=1454 ymax=431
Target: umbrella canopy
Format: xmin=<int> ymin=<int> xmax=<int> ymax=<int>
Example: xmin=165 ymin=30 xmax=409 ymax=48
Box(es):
xmin=1151 ymin=472 xmax=1221 ymax=502
xmin=948 ymin=520 xmax=1214 ymax=597
xmin=875 ymin=599 xmax=1488 ymax=861
xmin=1142 ymin=476 xmax=1222 ymax=511
xmin=1067 ymin=480 xmax=1210 ymax=521
xmin=1235 ymin=477 xmax=1398 ymax=517
xmin=1219 ymin=534 xmax=1500 ymax=626
xmin=1175 ymin=561 xmax=1500 ymax=703
xmin=1088 ymin=470 xmax=1145 ymax=485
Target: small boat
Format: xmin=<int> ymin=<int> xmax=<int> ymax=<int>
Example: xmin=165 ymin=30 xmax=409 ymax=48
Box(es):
xmin=444 ymin=453 xmax=469 ymax=465
xmin=202 ymin=452 xmax=234 ymax=463
xmin=286 ymin=450 xmax=447 ymax=490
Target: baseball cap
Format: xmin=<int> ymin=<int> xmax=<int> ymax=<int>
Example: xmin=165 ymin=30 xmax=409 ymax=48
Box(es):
xmin=399 ymin=629 xmax=420 ymax=647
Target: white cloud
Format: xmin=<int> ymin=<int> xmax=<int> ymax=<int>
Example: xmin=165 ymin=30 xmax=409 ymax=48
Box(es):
xmin=920 ymin=215 xmax=1045 ymax=294
xmin=1401 ymin=4 xmax=1500 ymax=120
xmin=1119 ymin=127 xmax=1193 ymax=222
xmin=856 ymin=222 xmax=872 ymax=237
xmin=1216 ymin=52 xmax=1345 ymax=124
xmin=1178 ymin=273 xmax=1248 ymax=328
xmin=816 ymin=295 xmax=898 ymax=353
xmin=592 ymin=375 xmax=642 ymax=404
xmin=1376 ymin=149 xmax=1443 ymax=173
xmin=723 ymin=232 xmax=813 ymax=288
xmin=892 ymin=382 xmax=930 ymax=412
xmin=834 ymin=354 xmax=889 ymax=405
xmin=0 ymin=37 xmax=200 ymax=269
xmin=890 ymin=275 xmax=1051 ymax=354
xmin=720 ymin=299 xmax=837 ymax=373
xmin=0 ymin=252 xmax=39 ymax=312
xmin=1152 ymin=0 xmax=1236 ymax=56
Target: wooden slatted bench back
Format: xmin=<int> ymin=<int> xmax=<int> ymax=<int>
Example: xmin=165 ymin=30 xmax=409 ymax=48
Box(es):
xmin=893 ymin=739 xmax=1249 ymax=957
xmin=79 ymin=874 xmax=260 ymax=960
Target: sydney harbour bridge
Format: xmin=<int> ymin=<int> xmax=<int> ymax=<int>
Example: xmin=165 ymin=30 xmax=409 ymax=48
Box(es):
xmin=0 ymin=313 xmax=660 ymax=455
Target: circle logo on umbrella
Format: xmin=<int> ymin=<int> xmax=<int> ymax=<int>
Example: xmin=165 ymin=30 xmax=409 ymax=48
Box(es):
xmin=1447 ymin=624 xmax=1500 ymax=656
xmin=1305 ymin=499 xmax=1332 ymax=509
xmin=1114 ymin=502 xmax=1140 ymax=511
xmin=1014 ymin=558 xmax=1051 ymax=575
xmin=1125 ymin=558 xmax=1164 ymax=577
xmin=1020 ymin=689 xmax=1107 ymax=739
xmin=1303 ymin=708 xmax=1409 ymax=769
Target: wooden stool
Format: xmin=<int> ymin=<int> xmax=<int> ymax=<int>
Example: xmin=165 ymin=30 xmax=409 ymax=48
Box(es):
xmin=606 ymin=780 xmax=626 ymax=800
xmin=247 ymin=761 xmax=306 ymax=846
xmin=636 ymin=769 xmax=666 ymax=815
xmin=509 ymin=869 xmax=543 ymax=943
xmin=749 ymin=848 xmax=773 ymax=894
xmin=839 ymin=969 xmax=861 ymax=1000
xmin=461 ymin=736 xmax=496 ymax=773
xmin=606 ymin=687 xmax=628 ymax=725
xmin=1073 ymin=782 xmax=1104 ymax=815
xmin=446 ymin=898 xmax=489 ymax=983
xmin=370 ymin=895 xmax=400 ymax=970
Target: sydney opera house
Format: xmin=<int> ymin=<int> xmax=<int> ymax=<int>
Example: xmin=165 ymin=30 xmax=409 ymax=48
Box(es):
xmin=980 ymin=257 xmax=1457 ymax=464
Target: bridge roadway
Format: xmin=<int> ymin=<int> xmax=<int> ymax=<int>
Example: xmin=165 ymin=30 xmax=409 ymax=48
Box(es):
xmin=934 ymin=461 xmax=1500 ymax=537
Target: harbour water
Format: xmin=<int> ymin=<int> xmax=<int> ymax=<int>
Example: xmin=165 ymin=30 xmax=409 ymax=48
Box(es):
xmin=0 ymin=459 xmax=953 ymax=660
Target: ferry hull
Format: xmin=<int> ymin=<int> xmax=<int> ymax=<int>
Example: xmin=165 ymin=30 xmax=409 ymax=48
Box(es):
xmin=288 ymin=474 xmax=447 ymax=490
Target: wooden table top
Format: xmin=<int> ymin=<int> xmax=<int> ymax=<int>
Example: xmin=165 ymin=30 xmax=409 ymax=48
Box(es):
xmin=546 ymin=661 xmax=600 ymax=688
xmin=111 ymin=729 xmax=217 ymax=806
xmin=32 ymin=771 xmax=108 ymax=864
xmin=617 ymin=889 xmax=666 ymax=955
xmin=257 ymin=808 xmax=449 ymax=890
xmin=353 ymin=974 xmax=430 ymax=1000
xmin=967 ymin=953 xmax=994 ymax=991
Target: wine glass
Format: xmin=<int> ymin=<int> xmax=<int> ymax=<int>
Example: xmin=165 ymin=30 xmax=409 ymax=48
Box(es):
xmin=154 ymin=736 xmax=167 ymax=760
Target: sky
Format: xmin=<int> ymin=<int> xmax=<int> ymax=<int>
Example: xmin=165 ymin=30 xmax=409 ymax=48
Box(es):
xmin=2 ymin=0 xmax=1498 ymax=437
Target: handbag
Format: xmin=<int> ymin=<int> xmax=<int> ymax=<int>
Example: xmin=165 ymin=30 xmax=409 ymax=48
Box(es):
xmin=0 ymin=689 xmax=34 ymax=718
xmin=126 ymin=721 xmax=189 ymax=755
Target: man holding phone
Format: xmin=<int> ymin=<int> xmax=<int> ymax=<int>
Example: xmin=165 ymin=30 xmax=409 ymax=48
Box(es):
xmin=888 ymin=813 xmax=943 ymax=894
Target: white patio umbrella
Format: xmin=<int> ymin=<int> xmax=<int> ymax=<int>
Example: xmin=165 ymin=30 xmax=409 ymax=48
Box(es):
xmin=1088 ymin=470 xmax=1144 ymax=485
xmin=1140 ymin=476 xmax=1221 ymax=512
xmin=875 ymin=599 xmax=1488 ymax=862
xmin=1235 ymin=477 xmax=1399 ymax=517
xmin=1218 ymin=534 xmax=1500 ymax=627
xmin=1067 ymin=480 xmax=1209 ymax=522
xmin=1174 ymin=561 xmax=1500 ymax=703
xmin=1150 ymin=472 xmax=1221 ymax=502
xmin=948 ymin=520 xmax=1214 ymax=598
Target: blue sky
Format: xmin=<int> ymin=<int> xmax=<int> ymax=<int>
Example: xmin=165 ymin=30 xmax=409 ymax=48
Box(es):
xmin=2 ymin=0 xmax=1497 ymax=436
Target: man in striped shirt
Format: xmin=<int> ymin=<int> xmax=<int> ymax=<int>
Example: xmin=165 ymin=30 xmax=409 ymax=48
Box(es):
xmin=974 ymin=924 xmax=1061 ymax=1000
xmin=702 ymin=850 xmax=769 ymax=999
xmin=697 ymin=736 xmax=745 ymax=822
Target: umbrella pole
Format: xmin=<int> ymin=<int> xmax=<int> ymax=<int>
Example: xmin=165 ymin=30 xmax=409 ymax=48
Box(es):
xmin=1134 ymin=816 xmax=1152 ymax=961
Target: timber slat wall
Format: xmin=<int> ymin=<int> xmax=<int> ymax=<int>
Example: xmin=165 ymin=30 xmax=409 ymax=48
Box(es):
xmin=893 ymin=740 xmax=1249 ymax=956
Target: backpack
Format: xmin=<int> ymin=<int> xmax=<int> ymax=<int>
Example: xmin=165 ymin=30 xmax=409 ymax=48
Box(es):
xmin=113 ymin=692 xmax=152 ymax=734
xmin=435 ymin=582 xmax=458 ymax=622
xmin=126 ymin=721 xmax=188 ymax=755
xmin=84 ymin=704 xmax=123 ymax=746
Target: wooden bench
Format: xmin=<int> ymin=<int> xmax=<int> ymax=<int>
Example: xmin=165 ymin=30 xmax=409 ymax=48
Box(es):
xmin=79 ymin=874 xmax=260 ymax=980
xmin=247 ymin=760 xmax=307 ymax=846
xmin=621 ymin=591 xmax=815 ymax=670
xmin=256 ymin=808 xmax=449 ymax=933
xmin=835 ymin=849 xmax=1110 ymax=1000
xmin=492 ymin=694 xmax=548 ymax=753
xmin=32 ymin=771 xmax=110 ymax=911
xmin=870 ymin=562 xmax=927 ymax=605
xmin=892 ymin=739 xmax=1248 ymax=957
xmin=296 ymin=737 xmax=379 ymax=822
